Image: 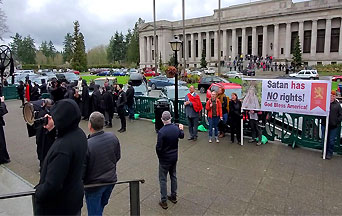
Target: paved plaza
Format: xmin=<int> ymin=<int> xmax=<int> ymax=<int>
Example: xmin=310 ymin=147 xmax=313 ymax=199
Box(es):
xmin=1 ymin=99 xmax=342 ymax=215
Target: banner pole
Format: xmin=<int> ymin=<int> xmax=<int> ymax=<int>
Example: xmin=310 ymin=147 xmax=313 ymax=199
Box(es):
xmin=241 ymin=114 xmax=244 ymax=146
xmin=323 ymin=115 xmax=329 ymax=160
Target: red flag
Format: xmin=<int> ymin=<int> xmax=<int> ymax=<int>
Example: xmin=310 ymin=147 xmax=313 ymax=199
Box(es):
xmin=310 ymin=83 xmax=327 ymax=111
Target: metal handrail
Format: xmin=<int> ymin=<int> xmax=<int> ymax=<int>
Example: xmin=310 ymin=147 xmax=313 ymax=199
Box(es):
xmin=0 ymin=179 xmax=145 ymax=216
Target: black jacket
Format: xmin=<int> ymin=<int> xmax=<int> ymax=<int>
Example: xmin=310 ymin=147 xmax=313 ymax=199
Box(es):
xmin=83 ymin=131 xmax=121 ymax=186
xmin=39 ymin=83 xmax=48 ymax=94
xmin=35 ymin=99 xmax=87 ymax=215
xmin=116 ymin=91 xmax=127 ymax=110
xmin=17 ymin=84 xmax=24 ymax=96
xmin=0 ymin=102 xmax=7 ymax=126
xmin=81 ymin=82 xmax=90 ymax=117
xmin=156 ymin=124 xmax=184 ymax=164
xmin=103 ymin=89 xmax=114 ymax=115
xmin=126 ymin=86 xmax=135 ymax=106
xmin=31 ymin=85 xmax=40 ymax=101
xmin=322 ymin=100 xmax=342 ymax=128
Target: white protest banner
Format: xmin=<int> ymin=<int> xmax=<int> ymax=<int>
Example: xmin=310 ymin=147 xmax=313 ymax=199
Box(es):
xmin=242 ymin=78 xmax=331 ymax=116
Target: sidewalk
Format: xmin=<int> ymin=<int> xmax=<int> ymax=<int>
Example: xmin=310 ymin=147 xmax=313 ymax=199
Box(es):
xmin=2 ymin=99 xmax=342 ymax=215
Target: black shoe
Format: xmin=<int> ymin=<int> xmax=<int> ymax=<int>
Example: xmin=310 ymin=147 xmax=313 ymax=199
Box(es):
xmin=193 ymin=137 xmax=197 ymax=141
xmin=119 ymin=129 xmax=126 ymax=133
xmin=159 ymin=201 xmax=168 ymax=209
xmin=0 ymin=159 xmax=10 ymax=164
xmin=168 ymin=195 xmax=177 ymax=204
xmin=326 ymin=155 xmax=332 ymax=160
xmin=106 ymin=125 xmax=112 ymax=128
xmin=188 ymin=137 xmax=194 ymax=140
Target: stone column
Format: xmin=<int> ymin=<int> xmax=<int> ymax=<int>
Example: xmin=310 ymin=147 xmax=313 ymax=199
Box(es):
xmin=340 ymin=18 xmax=342 ymax=56
xmin=274 ymin=24 xmax=279 ymax=59
xmin=311 ymin=19 xmax=318 ymax=57
xmin=242 ymin=27 xmax=246 ymax=56
xmin=214 ymin=31 xmax=218 ymax=60
xmin=285 ymin=22 xmax=291 ymax=59
xmin=139 ymin=36 xmax=145 ymax=63
xmin=222 ymin=30 xmax=227 ymax=60
xmin=191 ymin=33 xmax=195 ymax=61
xmin=232 ymin=28 xmax=237 ymax=59
xmin=206 ymin=32 xmax=210 ymax=61
xmin=324 ymin=18 xmax=332 ymax=54
xmin=146 ymin=36 xmax=151 ymax=63
xmin=252 ymin=26 xmax=257 ymax=56
xmin=262 ymin=25 xmax=268 ymax=57
xmin=198 ymin=32 xmax=202 ymax=61
xmin=299 ymin=21 xmax=304 ymax=52
xmin=178 ymin=34 xmax=182 ymax=62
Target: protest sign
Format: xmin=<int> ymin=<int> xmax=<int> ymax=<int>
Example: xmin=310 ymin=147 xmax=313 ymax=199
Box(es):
xmin=242 ymin=78 xmax=331 ymax=116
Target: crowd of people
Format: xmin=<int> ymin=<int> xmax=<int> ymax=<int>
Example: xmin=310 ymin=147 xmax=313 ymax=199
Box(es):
xmin=0 ymin=73 xmax=341 ymax=215
xmin=228 ymin=54 xmax=293 ymax=73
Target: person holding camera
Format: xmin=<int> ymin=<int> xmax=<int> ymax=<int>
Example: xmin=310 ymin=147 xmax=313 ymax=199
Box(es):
xmin=34 ymin=99 xmax=88 ymax=215
xmin=156 ymin=111 xmax=184 ymax=209
xmin=0 ymin=96 xmax=10 ymax=165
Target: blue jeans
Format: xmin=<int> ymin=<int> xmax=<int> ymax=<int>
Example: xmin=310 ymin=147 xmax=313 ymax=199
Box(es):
xmin=159 ymin=163 xmax=177 ymax=202
xmin=321 ymin=126 xmax=338 ymax=157
xmin=128 ymin=104 xmax=134 ymax=119
xmin=222 ymin=113 xmax=228 ymax=124
xmin=208 ymin=116 xmax=219 ymax=138
xmin=85 ymin=185 xmax=114 ymax=216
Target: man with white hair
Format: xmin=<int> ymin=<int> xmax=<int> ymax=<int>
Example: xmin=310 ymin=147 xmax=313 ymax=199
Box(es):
xmin=155 ymin=111 xmax=184 ymax=209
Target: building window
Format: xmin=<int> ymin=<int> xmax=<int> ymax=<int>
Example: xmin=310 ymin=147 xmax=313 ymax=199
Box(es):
xmin=331 ymin=28 xmax=340 ymax=52
xmin=331 ymin=61 xmax=337 ymax=65
xmin=194 ymin=64 xmax=197 ymax=68
xmin=303 ymin=30 xmax=311 ymax=53
xmin=281 ymin=48 xmax=284 ymax=55
xmin=221 ymin=51 xmax=223 ymax=57
xmin=316 ymin=29 xmax=325 ymax=53
xmin=152 ymin=50 xmax=154 ymax=61
xmin=248 ymin=36 xmax=252 ymax=55
xmin=304 ymin=62 xmax=308 ymax=66
xmin=188 ymin=41 xmax=191 ymax=58
xmin=195 ymin=40 xmax=199 ymax=58
xmin=291 ymin=31 xmax=298 ymax=54
xmin=211 ymin=38 xmax=215 ymax=57
xmin=151 ymin=38 xmax=154 ymax=46
xmin=203 ymin=39 xmax=206 ymax=55
xmin=317 ymin=62 xmax=322 ymax=65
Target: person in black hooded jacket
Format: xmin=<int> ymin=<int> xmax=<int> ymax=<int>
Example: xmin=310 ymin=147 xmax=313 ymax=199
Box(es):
xmin=103 ymin=86 xmax=114 ymax=128
xmin=81 ymin=80 xmax=90 ymax=120
xmin=34 ymin=99 xmax=88 ymax=215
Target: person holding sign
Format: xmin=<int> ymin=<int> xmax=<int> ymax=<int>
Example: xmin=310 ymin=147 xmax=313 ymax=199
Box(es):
xmin=206 ymin=91 xmax=223 ymax=143
xmin=229 ymin=93 xmax=242 ymax=144
xmin=321 ymin=90 xmax=342 ymax=160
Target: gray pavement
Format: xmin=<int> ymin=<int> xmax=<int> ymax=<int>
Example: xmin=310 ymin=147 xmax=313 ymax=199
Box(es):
xmin=2 ymin=99 xmax=342 ymax=215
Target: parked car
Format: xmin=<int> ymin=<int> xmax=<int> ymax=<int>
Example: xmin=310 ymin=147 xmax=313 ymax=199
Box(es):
xmin=206 ymin=83 xmax=242 ymax=101
xmin=222 ymin=71 xmax=243 ymax=79
xmin=204 ymin=67 xmax=215 ymax=75
xmin=189 ymin=70 xmax=202 ymax=76
xmin=124 ymin=73 xmax=150 ymax=97
xmin=63 ymin=72 xmax=80 ymax=83
xmin=148 ymin=76 xmax=186 ymax=90
xmin=242 ymin=69 xmax=255 ymax=76
xmin=198 ymin=76 xmax=230 ymax=93
xmin=160 ymin=86 xmax=190 ymax=100
xmin=73 ymin=70 xmax=80 ymax=75
xmin=112 ymin=70 xmax=126 ymax=76
xmin=55 ymin=73 xmax=66 ymax=82
xmin=332 ymin=75 xmax=342 ymax=82
xmin=144 ymin=71 xmax=159 ymax=77
xmin=94 ymin=77 xmax=118 ymax=88
xmin=289 ymin=70 xmax=319 ymax=80
xmin=96 ymin=71 xmax=110 ymax=76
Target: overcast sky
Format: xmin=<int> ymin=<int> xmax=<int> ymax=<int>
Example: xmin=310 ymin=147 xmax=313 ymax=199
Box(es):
xmin=1 ymin=0 xmax=306 ymax=51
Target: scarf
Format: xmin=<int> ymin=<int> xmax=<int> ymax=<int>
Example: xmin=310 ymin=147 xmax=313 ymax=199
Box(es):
xmin=187 ymin=93 xmax=203 ymax=113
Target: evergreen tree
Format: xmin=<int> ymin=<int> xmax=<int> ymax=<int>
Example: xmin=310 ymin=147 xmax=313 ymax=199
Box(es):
xmin=39 ymin=41 xmax=49 ymax=57
xmin=292 ymin=36 xmax=302 ymax=70
xmin=9 ymin=33 xmax=36 ymax=64
xmin=200 ymin=49 xmax=207 ymax=68
xmin=63 ymin=33 xmax=73 ymax=63
xmin=126 ymin=18 xmax=144 ymax=65
xmin=71 ymin=21 xmax=87 ymax=72
xmin=107 ymin=31 xmax=126 ymax=63
xmin=168 ymin=54 xmax=176 ymax=66
xmin=48 ymin=40 xmax=56 ymax=59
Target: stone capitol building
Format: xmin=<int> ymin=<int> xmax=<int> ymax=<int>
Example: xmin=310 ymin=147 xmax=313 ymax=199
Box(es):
xmin=139 ymin=0 xmax=342 ymax=69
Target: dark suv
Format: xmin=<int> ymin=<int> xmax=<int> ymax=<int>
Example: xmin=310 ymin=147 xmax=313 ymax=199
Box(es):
xmin=242 ymin=69 xmax=255 ymax=76
xmin=198 ymin=76 xmax=230 ymax=93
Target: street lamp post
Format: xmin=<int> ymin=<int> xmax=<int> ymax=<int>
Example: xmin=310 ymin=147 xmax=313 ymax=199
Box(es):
xmin=169 ymin=37 xmax=182 ymax=123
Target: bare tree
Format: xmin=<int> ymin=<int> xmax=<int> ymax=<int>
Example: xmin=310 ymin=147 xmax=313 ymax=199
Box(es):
xmin=0 ymin=0 xmax=8 ymax=41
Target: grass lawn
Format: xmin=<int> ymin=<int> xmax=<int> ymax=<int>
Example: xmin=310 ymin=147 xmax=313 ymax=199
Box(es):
xmin=81 ymin=75 xmax=131 ymax=84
